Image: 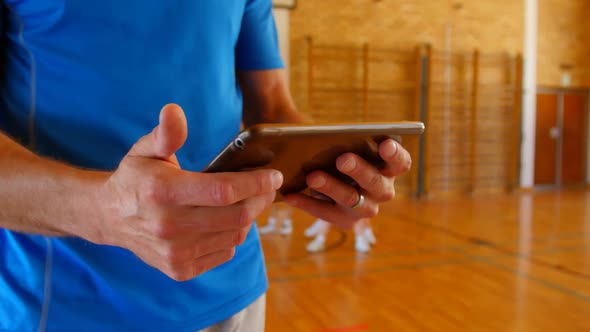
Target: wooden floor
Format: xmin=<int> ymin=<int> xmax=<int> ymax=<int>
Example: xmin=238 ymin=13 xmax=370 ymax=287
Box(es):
xmin=260 ymin=189 xmax=590 ymax=331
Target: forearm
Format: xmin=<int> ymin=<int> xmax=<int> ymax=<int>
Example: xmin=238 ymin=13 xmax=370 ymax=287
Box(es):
xmin=0 ymin=132 xmax=107 ymax=240
xmin=244 ymin=96 xmax=311 ymax=126
xmin=239 ymin=69 xmax=311 ymax=126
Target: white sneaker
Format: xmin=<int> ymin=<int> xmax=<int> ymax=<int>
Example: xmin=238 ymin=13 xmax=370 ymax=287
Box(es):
xmin=306 ymin=235 xmax=326 ymax=252
xmin=364 ymin=228 xmax=376 ymax=245
xmin=355 ymin=235 xmax=370 ymax=253
xmin=304 ymin=219 xmax=324 ymax=238
xmin=258 ymin=218 xmax=277 ymax=234
xmin=279 ymin=219 xmax=293 ymax=235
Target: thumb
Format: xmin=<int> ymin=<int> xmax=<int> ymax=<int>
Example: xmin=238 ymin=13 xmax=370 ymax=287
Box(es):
xmin=128 ymin=104 xmax=188 ymax=162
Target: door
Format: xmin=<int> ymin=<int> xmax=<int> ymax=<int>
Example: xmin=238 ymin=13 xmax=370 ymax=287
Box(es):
xmin=562 ymin=93 xmax=587 ymax=185
xmin=534 ymin=93 xmax=559 ymax=185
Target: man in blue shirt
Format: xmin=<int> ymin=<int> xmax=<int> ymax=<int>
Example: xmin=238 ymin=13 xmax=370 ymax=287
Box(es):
xmin=0 ymin=1 xmax=412 ymax=331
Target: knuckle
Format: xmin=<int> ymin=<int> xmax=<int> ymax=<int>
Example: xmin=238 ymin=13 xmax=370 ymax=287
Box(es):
xmin=238 ymin=228 xmax=250 ymax=245
xmin=144 ymin=174 xmax=172 ymax=205
xmin=192 ymin=245 xmax=205 ymax=259
xmin=381 ymin=188 xmax=396 ymax=201
xmin=166 ymin=265 xmax=190 ymax=282
xmin=161 ymin=244 xmax=187 ymax=266
xmin=151 ymin=218 xmax=175 ymax=239
xmin=212 ymin=249 xmax=236 ymax=268
xmin=344 ymin=192 xmax=360 ymax=208
xmin=224 ymin=248 xmax=236 ymax=262
xmin=262 ymin=192 xmax=277 ymax=210
xmin=238 ymin=205 xmax=254 ymax=228
xmin=212 ymin=180 xmax=237 ymax=205
xmin=169 ymin=271 xmax=186 ymax=282
xmin=365 ymin=204 xmax=379 ymax=218
xmin=231 ymin=231 xmax=241 ymax=246
xmin=161 ymin=245 xmax=176 ymax=264
xmin=192 ymin=264 xmax=207 ymax=278
xmin=368 ymin=174 xmax=385 ymax=190
xmin=233 ymin=228 xmax=249 ymax=246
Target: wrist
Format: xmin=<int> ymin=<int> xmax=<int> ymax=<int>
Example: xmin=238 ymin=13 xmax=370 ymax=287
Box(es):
xmin=55 ymin=166 xmax=112 ymax=244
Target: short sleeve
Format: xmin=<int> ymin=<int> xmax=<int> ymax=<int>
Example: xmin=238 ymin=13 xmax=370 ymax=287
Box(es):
xmin=235 ymin=0 xmax=284 ymax=71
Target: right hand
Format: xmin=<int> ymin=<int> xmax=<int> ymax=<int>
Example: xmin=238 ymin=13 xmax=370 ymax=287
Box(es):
xmin=95 ymin=104 xmax=283 ymax=281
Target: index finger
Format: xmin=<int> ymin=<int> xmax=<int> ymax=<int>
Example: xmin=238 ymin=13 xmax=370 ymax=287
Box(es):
xmin=170 ymin=169 xmax=283 ymax=206
xmin=379 ymin=139 xmax=412 ymax=177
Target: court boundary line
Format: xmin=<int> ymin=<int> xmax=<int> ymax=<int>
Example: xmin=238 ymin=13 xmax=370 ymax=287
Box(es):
xmin=391 ymin=212 xmax=590 ymax=283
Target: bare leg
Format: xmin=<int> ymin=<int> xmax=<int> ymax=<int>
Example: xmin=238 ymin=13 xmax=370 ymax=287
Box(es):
xmin=354 ymin=219 xmax=371 ymax=253
xmin=278 ymin=204 xmax=293 ymax=235
xmin=259 ymin=204 xmax=279 ymax=234
xmin=306 ymin=219 xmax=330 ymax=253
xmin=304 ymin=218 xmax=325 ymax=238
xmin=364 ymin=219 xmax=376 ymax=245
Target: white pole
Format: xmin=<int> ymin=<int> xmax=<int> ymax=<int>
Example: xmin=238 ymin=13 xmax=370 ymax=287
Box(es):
xmin=587 ymin=93 xmax=590 ymax=184
xmin=273 ymin=8 xmax=290 ymax=84
xmin=443 ymin=22 xmax=452 ymax=191
xmin=521 ymin=0 xmax=538 ymax=188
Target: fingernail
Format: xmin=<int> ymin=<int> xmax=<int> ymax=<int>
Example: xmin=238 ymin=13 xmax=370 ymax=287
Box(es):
xmin=340 ymin=158 xmax=356 ymax=172
xmin=384 ymin=140 xmax=398 ymax=159
xmin=272 ymin=171 xmax=283 ymax=189
xmin=309 ymin=175 xmax=326 ymax=188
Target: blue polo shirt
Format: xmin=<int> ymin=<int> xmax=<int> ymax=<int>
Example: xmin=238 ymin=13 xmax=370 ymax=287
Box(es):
xmin=0 ymin=1 xmax=282 ymax=331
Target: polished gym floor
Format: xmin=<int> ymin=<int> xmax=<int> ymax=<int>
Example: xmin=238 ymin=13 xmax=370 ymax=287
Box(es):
xmin=260 ymin=189 xmax=590 ymax=331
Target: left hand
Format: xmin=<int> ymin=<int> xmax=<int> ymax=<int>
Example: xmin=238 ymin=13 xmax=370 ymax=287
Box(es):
xmin=283 ymin=139 xmax=411 ymax=228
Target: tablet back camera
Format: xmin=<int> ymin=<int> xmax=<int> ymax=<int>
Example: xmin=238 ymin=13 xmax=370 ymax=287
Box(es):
xmin=233 ymin=137 xmax=245 ymax=151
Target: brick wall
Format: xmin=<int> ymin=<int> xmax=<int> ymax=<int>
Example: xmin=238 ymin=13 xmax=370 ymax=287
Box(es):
xmin=537 ymin=0 xmax=590 ymax=87
xmin=289 ymin=0 xmax=525 ymax=113
xmin=289 ymin=0 xmax=589 ymax=106
xmin=290 ymin=0 xmax=524 ymax=51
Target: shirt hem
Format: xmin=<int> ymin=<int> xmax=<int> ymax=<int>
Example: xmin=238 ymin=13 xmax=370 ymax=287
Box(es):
xmin=0 ymin=280 xmax=268 ymax=332
xmin=156 ymin=280 xmax=268 ymax=332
